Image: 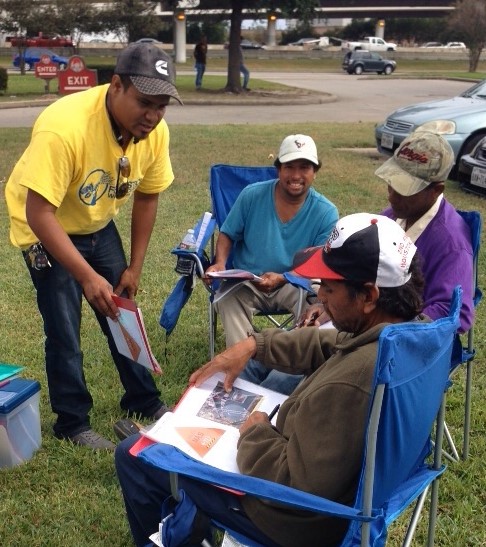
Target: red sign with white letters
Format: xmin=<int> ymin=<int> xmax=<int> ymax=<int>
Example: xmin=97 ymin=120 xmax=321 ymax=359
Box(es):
xmin=58 ymin=55 xmax=98 ymax=95
xmin=34 ymin=55 xmax=58 ymax=79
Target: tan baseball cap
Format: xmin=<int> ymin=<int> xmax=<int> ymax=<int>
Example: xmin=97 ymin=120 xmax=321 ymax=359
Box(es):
xmin=375 ymin=130 xmax=454 ymax=196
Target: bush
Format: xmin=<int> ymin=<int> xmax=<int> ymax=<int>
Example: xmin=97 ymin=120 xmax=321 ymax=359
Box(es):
xmin=0 ymin=67 xmax=8 ymax=94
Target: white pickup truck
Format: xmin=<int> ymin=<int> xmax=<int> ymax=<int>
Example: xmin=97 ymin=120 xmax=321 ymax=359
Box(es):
xmin=342 ymin=36 xmax=397 ymax=52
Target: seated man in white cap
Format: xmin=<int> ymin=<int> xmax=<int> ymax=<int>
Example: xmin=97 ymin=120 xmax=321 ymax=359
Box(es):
xmin=301 ymin=130 xmax=474 ymax=336
xmin=116 ymin=213 xmax=425 ymax=547
xmin=205 ymin=134 xmax=338 ymax=392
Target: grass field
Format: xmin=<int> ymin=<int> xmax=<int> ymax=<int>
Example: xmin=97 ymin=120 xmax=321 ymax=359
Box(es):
xmin=0 ymin=111 xmax=485 ymax=543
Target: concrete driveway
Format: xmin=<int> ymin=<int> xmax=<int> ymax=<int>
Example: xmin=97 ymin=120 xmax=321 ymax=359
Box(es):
xmin=0 ymin=72 xmax=475 ymax=127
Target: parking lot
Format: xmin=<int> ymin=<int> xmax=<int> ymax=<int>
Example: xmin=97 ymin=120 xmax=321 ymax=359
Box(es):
xmin=0 ymin=72 xmax=474 ymax=127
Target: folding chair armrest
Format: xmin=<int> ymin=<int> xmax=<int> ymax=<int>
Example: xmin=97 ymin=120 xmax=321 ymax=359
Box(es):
xmin=138 ymin=443 xmax=380 ymax=524
xmin=283 ymin=272 xmax=316 ymax=296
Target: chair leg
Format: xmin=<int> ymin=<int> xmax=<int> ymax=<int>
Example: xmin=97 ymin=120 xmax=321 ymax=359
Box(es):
xmin=442 ymin=422 xmax=460 ymax=462
xmin=402 ymin=487 xmax=429 ymax=547
xmin=209 ymin=302 xmax=217 ymax=359
xmin=427 ymin=397 xmax=447 ymax=547
xmin=462 ymin=359 xmax=473 ymax=460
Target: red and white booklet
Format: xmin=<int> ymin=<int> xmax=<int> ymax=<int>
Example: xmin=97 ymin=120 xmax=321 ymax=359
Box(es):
xmin=107 ymin=295 xmax=162 ymax=375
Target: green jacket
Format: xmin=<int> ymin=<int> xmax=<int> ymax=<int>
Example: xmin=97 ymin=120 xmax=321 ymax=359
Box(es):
xmin=236 ymin=321 xmax=422 ymax=546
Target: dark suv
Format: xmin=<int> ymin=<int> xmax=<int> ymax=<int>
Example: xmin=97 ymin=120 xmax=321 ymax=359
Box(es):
xmin=342 ymin=50 xmax=396 ymax=75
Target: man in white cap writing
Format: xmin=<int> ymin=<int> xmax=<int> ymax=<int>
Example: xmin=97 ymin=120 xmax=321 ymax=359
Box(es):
xmin=116 ymin=213 xmax=426 ymax=547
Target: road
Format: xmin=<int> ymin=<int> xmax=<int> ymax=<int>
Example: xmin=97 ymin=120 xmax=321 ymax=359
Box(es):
xmin=0 ymin=72 xmax=474 ymax=127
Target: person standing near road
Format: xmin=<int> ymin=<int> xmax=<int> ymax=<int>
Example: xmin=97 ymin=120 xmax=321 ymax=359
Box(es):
xmin=5 ymin=42 xmax=183 ymax=450
xmin=194 ymin=35 xmax=208 ymax=90
xmin=239 ymin=35 xmax=250 ymax=91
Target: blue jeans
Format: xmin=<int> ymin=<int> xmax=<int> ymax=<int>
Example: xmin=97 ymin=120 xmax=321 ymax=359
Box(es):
xmin=115 ymin=436 xmax=280 ymax=547
xmin=24 ymin=221 xmax=163 ymax=438
xmin=239 ymin=358 xmax=304 ymax=395
xmin=195 ymin=62 xmax=205 ymax=88
xmin=240 ymin=63 xmax=250 ymax=89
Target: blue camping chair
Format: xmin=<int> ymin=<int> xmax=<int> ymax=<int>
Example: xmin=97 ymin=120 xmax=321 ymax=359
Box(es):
xmin=140 ymin=287 xmax=462 ymax=547
xmin=161 ymin=164 xmax=314 ymax=357
xmin=444 ymin=210 xmax=482 ymax=462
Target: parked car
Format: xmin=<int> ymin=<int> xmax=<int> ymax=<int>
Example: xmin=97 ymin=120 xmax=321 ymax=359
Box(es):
xmin=458 ymin=136 xmax=486 ymax=195
xmin=240 ymin=39 xmax=265 ymax=49
xmin=420 ymin=42 xmax=443 ymax=48
xmin=12 ymin=47 xmax=69 ymax=71
xmin=224 ymin=39 xmax=265 ymax=50
xmin=342 ymin=50 xmax=396 ymax=75
xmin=9 ymin=34 xmax=73 ymax=48
xmin=375 ymin=78 xmax=486 ymax=178
xmin=135 ymin=38 xmax=163 ymax=44
xmin=288 ymin=37 xmax=317 ymax=46
xmin=441 ymin=42 xmax=467 ymax=48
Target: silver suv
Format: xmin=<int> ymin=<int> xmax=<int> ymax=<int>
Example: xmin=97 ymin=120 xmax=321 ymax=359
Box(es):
xmin=342 ymin=50 xmax=396 ymax=75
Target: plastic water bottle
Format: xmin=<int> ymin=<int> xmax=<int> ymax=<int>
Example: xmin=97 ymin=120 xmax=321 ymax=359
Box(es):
xmin=179 ymin=229 xmax=197 ymax=252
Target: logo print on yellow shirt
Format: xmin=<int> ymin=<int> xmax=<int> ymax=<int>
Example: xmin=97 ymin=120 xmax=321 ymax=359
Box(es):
xmin=79 ymin=169 xmax=111 ymax=206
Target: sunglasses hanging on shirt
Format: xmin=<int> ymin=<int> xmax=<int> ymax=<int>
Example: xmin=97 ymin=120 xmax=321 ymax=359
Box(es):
xmin=116 ymin=156 xmax=131 ymax=199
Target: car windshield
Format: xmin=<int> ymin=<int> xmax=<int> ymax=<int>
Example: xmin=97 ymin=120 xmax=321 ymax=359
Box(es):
xmin=461 ymin=80 xmax=486 ymax=99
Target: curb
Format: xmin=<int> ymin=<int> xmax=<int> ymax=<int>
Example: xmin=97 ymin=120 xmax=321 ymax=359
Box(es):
xmin=0 ymin=92 xmax=336 ymax=110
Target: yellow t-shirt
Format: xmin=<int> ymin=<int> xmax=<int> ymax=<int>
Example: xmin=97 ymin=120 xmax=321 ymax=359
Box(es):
xmin=6 ymin=84 xmax=174 ymax=249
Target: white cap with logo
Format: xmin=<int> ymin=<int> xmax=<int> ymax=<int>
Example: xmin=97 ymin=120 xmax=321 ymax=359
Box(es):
xmin=277 ymin=134 xmax=319 ymax=166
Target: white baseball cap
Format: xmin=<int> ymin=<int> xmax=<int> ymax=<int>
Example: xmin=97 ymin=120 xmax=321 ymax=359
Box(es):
xmin=277 ymin=134 xmax=319 ymax=166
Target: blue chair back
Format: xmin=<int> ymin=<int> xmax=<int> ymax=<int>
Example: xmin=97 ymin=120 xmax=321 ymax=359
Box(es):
xmin=457 ymin=210 xmax=482 ymax=309
xmin=209 ymin=164 xmax=278 ymax=229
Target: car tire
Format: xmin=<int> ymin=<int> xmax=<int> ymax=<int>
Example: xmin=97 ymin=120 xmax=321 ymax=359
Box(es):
xmin=453 ymin=132 xmax=486 ymax=178
xmin=384 ymin=65 xmax=393 ymax=75
xmin=354 ymin=65 xmax=363 ymax=75
xmin=59 ymin=63 xmax=66 ymax=70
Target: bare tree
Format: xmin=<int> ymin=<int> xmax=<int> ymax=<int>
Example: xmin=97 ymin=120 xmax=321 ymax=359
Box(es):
xmin=448 ymin=0 xmax=486 ymax=72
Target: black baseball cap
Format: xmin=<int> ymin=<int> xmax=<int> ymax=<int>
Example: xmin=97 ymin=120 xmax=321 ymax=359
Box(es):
xmin=115 ymin=42 xmax=183 ymax=104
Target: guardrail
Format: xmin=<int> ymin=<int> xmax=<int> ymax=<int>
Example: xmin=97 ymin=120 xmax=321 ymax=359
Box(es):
xmin=1 ymin=45 xmax=481 ymax=62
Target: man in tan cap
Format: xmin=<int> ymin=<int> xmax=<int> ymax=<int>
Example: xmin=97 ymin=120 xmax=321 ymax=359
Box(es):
xmin=5 ymin=42 xmax=182 ymax=449
xmin=375 ymin=130 xmax=474 ymax=334
xmin=300 ymin=130 xmax=473 ymax=354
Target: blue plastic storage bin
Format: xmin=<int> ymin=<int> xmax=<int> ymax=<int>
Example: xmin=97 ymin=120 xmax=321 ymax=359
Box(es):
xmin=0 ymin=378 xmax=41 ymax=468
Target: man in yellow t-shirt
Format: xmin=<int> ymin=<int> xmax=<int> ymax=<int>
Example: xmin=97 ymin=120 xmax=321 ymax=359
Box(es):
xmin=5 ymin=42 xmax=183 ymax=450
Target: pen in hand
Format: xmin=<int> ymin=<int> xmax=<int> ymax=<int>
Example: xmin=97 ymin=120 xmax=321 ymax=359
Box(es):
xmin=293 ymin=311 xmax=319 ymax=330
xmin=267 ymin=404 xmax=280 ymax=422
